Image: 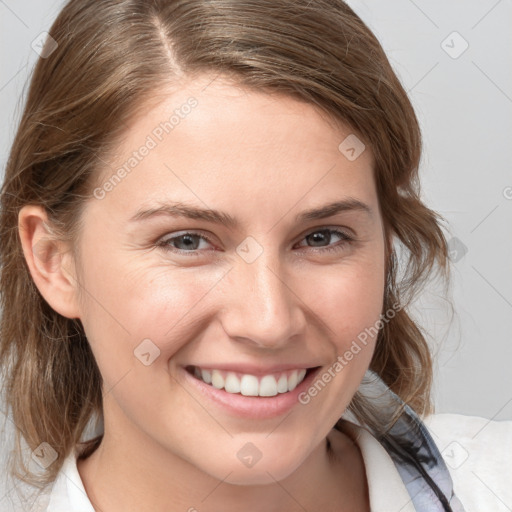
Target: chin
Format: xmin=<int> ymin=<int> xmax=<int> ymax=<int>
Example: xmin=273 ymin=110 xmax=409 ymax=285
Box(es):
xmin=203 ymin=455 xmax=303 ymax=486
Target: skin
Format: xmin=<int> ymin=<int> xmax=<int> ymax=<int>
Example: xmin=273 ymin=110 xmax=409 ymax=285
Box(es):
xmin=19 ymin=74 xmax=390 ymax=512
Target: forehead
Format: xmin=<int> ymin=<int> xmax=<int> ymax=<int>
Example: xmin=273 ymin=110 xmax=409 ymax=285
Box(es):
xmin=90 ymin=75 xmax=377 ymax=226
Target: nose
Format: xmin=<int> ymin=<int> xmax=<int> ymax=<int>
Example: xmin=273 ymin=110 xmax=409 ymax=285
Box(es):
xmin=219 ymin=248 xmax=307 ymax=350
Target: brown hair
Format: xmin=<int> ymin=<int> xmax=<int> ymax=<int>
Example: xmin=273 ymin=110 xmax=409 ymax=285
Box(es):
xmin=0 ymin=0 xmax=451 ymax=491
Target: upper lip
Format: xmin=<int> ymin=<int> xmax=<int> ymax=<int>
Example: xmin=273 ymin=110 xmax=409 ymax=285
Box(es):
xmin=185 ymin=363 xmax=321 ymax=376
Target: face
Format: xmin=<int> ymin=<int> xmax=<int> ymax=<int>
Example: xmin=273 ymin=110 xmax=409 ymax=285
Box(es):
xmin=71 ymin=74 xmax=387 ymax=485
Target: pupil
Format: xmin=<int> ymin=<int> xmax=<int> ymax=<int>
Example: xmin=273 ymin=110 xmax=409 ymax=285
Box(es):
xmin=308 ymin=230 xmax=329 ymax=247
xmin=177 ymin=235 xmax=198 ymax=250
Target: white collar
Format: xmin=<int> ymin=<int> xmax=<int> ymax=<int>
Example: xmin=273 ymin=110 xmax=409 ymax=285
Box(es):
xmin=339 ymin=420 xmax=415 ymax=511
xmin=45 ymin=447 xmax=95 ymax=512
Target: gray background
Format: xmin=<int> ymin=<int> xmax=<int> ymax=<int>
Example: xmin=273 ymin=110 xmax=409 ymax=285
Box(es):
xmin=1 ymin=0 xmax=511 ymax=426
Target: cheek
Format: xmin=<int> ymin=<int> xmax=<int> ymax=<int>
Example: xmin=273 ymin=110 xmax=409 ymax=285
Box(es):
xmin=305 ymin=258 xmax=385 ymax=407
xmin=122 ymin=263 xmax=230 ymax=339
xmin=78 ymin=257 xmax=228 ymax=377
xmin=304 ymin=259 xmax=385 ymax=344
xmin=288 ymin=259 xmax=385 ymax=427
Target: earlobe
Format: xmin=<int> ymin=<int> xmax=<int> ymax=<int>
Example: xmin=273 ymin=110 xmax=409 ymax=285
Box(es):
xmin=18 ymin=205 xmax=81 ymax=319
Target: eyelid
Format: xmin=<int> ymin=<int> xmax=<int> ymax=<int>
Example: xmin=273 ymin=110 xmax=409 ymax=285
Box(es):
xmin=294 ymin=224 xmax=356 ymax=243
xmin=157 ymin=230 xmax=217 ymax=248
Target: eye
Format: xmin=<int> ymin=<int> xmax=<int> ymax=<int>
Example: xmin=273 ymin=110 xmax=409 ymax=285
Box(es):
xmin=294 ymin=228 xmax=355 ymax=253
xmin=156 ymin=227 xmax=355 ymax=257
xmin=156 ymin=231 xmax=215 ymax=255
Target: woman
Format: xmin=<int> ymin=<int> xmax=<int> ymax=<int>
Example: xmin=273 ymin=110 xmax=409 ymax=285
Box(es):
xmin=0 ymin=1 xmax=510 ymax=511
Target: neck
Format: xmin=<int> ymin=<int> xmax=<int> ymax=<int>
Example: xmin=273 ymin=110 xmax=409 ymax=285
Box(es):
xmin=77 ymin=416 xmax=368 ymax=512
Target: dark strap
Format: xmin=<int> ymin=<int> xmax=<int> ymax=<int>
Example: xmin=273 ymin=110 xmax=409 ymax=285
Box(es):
xmin=341 ymin=370 xmax=466 ymax=511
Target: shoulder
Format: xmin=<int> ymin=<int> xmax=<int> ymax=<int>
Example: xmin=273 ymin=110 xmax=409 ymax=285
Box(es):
xmin=423 ymin=412 xmax=512 ymax=511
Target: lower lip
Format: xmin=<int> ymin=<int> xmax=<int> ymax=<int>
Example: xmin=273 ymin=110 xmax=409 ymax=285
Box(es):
xmin=180 ymin=366 xmax=322 ymax=420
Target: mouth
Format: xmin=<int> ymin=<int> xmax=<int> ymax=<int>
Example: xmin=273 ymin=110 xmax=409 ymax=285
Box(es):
xmin=185 ymin=365 xmax=318 ymax=397
xmin=181 ymin=364 xmax=323 ymax=419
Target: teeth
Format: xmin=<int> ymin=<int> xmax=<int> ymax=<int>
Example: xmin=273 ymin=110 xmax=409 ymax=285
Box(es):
xmin=211 ymin=369 xmax=224 ymax=389
xmin=192 ymin=366 xmax=310 ymax=396
xmin=240 ymin=375 xmax=259 ymax=396
xmin=288 ymin=370 xmax=298 ymax=391
xmin=201 ymin=369 xmax=212 ymax=384
xmin=225 ymin=372 xmax=241 ymax=394
xmin=277 ymin=373 xmax=288 ymax=393
xmin=259 ymin=375 xmax=278 ymax=397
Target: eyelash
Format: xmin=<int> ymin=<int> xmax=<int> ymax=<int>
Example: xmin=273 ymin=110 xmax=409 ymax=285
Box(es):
xmin=156 ymin=228 xmax=355 ymax=257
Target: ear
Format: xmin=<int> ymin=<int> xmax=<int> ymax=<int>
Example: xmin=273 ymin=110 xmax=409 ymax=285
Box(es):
xmin=18 ymin=205 xmax=81 ymax=319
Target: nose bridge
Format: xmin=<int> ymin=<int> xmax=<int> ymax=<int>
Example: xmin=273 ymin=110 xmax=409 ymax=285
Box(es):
xmin=222 ymin=241 xmax=304 ymax=347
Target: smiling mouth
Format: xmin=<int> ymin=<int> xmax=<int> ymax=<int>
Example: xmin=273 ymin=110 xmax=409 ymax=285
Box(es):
xmin=185 ymin=365 xmax=319 ymax=397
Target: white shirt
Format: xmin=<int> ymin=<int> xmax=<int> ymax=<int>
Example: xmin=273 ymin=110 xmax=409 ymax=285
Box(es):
xmin=423 ymin=413 xmax=512 ymax=512
xmin=13 ymin=413 xmax=511 ymax=512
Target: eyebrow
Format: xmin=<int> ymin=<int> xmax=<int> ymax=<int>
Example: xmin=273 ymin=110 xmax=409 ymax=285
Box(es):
xmin=129 ymin=198 xmax=373 ymax=228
